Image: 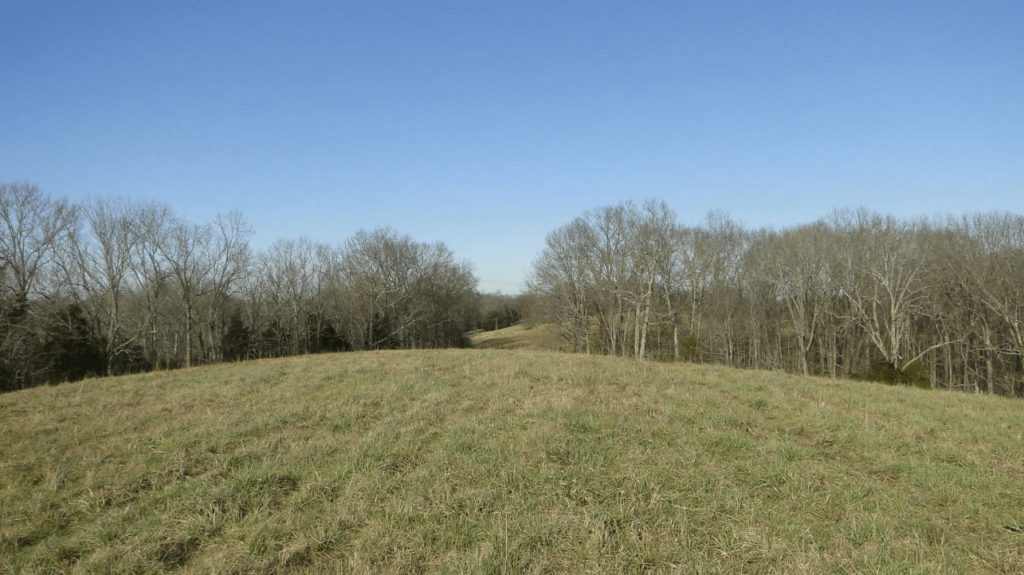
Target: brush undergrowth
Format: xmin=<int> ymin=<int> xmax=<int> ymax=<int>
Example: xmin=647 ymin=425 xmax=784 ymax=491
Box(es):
xmin=1 ymin=350 xmax=1022 ymax=573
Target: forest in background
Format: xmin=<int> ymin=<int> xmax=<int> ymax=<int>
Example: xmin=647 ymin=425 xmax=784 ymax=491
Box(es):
xmin=3 ymin=182 xmax=1023 ymax=397
xmin=0 ymin=182 xmax=481 ymax=391
xmin=529 ymin=200 xmax=1024 ymax=396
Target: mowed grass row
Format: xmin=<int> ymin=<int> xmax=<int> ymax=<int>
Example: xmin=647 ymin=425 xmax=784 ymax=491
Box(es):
xmin=1 ymin=350 xmax=1022 ymax=573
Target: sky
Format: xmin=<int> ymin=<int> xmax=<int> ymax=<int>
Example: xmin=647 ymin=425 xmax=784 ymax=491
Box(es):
xmin=3 ymin=1 xmax=1023 ymax=293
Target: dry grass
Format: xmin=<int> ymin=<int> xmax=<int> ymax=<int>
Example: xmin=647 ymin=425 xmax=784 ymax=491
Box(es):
xmin=471 ymin=323 xmax=563 ymax=351
xmin=2 ymin=349 xmax=1023 ymax=573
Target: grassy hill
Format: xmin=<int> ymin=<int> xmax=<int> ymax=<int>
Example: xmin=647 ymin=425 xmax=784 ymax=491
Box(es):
xmin=2 ymin=350 xmax=1022 ymax=573
xmin=470 ymin=323 xmax=562 ymax=352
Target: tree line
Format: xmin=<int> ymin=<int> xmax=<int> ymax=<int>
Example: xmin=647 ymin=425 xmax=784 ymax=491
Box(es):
xmin=0 ymin=182 xmax=480 ymax=391
xmin=528 ymin=200 xmax=1024 ymax=397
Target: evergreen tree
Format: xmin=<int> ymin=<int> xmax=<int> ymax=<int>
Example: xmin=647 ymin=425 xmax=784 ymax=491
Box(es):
xmin=221 ymin=312 xmax=250 ymax=362
xmin=42 ymin=303 xmax=106 ymax=383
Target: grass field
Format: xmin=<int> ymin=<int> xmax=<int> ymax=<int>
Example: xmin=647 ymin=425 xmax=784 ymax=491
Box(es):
xmin=470 ymin=323 xmax=562 ymax=352
xmin=2 ymin=349 xmax=1023 ymax=573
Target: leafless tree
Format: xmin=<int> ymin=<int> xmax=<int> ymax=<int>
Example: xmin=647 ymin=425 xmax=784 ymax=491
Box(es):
xmin=160 ymin=219 xmax=217 ymax=368
xmin=0 ymin=182 xmax=75 ymax=307
xmin=199 ymin=211 xmax=251 ymax=362
xmin=341 ymin=228 xmax=476 ymax=350
xmin=0 ymin=182 xmax=76 ymax=387
xmin=129 ymin=203 xmax=174 ymax=368
xmin=829 ymin=210 xmax=950 ymax=373
xmin=528 ymin=218 xmax=596 ymax=353
xmin=63 ymin=198 xmax=144 ymax=374
xmin=750 ymin=222 xmax=831 ymax=375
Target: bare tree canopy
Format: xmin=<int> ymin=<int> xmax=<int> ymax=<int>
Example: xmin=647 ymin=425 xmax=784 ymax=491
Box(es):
xmin=0 ymin=183 xmax=481 ymax=391
xmin=4 ymin=181 xmax=1023 ymax=397
xmin=530 ymin=201 xmax=1024 ymax=396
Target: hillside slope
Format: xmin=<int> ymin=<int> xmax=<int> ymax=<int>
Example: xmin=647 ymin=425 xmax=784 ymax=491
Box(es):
xmin=2 ymin=350 xmax=1022 ymax=573
xmin=470 ymin=323 xmax=562 ymax=351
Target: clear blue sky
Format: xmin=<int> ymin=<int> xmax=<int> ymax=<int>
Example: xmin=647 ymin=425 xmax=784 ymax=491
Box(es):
xmin=3 ymin=1 xmax=1023 ymax=293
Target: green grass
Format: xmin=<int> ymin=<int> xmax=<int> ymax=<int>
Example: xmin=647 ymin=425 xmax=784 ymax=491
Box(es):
xmin=2 ymin=350 xmax=1023 ymax=573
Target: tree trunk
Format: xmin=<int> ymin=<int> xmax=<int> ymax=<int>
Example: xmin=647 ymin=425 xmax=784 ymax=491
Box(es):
xmin=184 ymin=299 xmax=193 ymax=368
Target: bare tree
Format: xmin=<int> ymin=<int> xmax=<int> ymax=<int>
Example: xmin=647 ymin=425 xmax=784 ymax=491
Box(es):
xmin=200 ymin=211 xmax=251 ymax=361
xmin=65 ymin=198 xmax=143 ymax=374
xmin=587 ymin=204 xmax=633 ymax=356
xmin=943 ymin=213 xmax=1024 ymax=394
xmin=0 ymin=182 xmax=76 ymax=388
xmin=129 ymin=203 xmax=174 ymax=368
xmin=528 ymin=218 xmax=596 ymax=353
xmin=160 ymin=219 xmax=216 ymax=368
xmin=750 ymin=222 xmax=830 ymax=375
xmin=691 ymin=211 xmax=746 ymax=366
xmin=341 ymin=228 xmax=475 ymax=350
xmin=262 ymin=238 xmax=314 ymax=354
xmin=829 ymin=210 xmax=953 ymax=375
xmin=309 ymin=241 xmax=343 ymax=352
xmin=628 ymin=200 xmax=676 ymax=360
xmin=0 ymin=182 xmax=75 ymax=308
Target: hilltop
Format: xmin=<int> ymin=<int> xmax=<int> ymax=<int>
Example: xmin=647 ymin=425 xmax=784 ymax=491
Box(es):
xmin=2 ymin=349 xmax=1022 ymax=573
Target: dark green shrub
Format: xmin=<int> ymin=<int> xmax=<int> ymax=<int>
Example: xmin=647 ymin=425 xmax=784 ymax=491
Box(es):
xmin=681 ymin=334 xmax=701 ymax=362
xmin=856 ymin=359 xmax=932 ymax=389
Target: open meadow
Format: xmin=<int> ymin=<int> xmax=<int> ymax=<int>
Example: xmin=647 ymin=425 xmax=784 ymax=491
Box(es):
xmin=2 ymin=349 xmax=1023 ymax=573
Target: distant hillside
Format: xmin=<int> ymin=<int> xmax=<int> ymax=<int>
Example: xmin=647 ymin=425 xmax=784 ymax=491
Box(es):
xmin=470 ymin=323 xmax=563 ymax=351
xmin=2 ymin=350 xmax=1022 ymax=573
